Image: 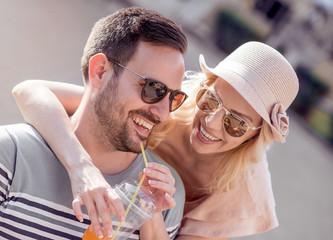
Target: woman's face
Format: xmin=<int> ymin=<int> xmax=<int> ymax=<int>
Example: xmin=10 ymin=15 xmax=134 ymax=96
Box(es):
xmin=189 ymin=78 xmax=263 ymax=155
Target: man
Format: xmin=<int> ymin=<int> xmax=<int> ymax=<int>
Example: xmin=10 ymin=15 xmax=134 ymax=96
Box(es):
xmin=0 ymin=7 xmax=187 ymax=239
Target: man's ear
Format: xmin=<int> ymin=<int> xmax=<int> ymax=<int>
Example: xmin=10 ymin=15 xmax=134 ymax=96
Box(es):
xmin=88 ymin=53 xmax=110 ymax=89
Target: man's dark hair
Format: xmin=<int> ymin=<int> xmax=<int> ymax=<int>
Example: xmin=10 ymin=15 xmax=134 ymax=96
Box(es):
xmin=81 ymin=7 xmax=188 ymax=82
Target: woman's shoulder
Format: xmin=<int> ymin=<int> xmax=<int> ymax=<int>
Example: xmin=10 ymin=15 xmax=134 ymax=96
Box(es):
xmin=180 ymin=157 xmax=278 ymax=238
xmin=246 ymin=155 xmax=276 ymax=210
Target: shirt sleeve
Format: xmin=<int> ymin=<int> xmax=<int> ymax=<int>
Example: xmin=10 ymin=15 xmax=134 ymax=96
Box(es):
xmin=0 ymin=127 xmax=17 ymax=204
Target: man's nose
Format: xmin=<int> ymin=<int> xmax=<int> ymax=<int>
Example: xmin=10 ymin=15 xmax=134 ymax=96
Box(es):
xmin=148 ymin=96 xmax=170 ymax=122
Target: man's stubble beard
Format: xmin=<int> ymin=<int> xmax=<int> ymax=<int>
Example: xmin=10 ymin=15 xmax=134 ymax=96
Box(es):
xmin=92 ymin=79 xmax=141 ymax=153
xmin=92 ymin=77 xmax=162 ymax=153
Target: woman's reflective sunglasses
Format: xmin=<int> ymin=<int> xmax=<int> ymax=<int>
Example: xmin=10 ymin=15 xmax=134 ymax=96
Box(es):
xmin=109 ymin=59 xmax=188 ymax=112
xmin=196 ymin=82 xmax=261 ymax=138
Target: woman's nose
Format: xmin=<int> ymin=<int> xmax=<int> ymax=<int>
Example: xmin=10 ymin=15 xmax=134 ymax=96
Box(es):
xmin=205 ymin=109 xmax=224 ymax=130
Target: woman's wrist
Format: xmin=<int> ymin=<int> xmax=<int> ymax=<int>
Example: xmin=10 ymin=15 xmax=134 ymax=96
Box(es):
xmin=65 ymin=149 xmax=98 ymax=183
xmin=140 ymin=212 xmax=170 ymax=240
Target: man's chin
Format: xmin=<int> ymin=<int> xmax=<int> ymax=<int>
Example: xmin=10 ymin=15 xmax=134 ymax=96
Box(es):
xmin=130 ymin=139 xmax=147 ymax=154
xmin=116 ymin=140 xmax=146 ymax=154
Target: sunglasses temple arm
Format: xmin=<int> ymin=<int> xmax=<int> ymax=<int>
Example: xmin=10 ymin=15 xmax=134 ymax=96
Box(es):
xmin=109 ymin=59 xmax=147 ymax=80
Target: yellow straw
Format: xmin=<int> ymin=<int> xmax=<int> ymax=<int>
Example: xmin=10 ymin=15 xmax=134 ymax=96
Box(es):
xmin=110 ymin=142 xmax=148 ymax=239
xmin=140 ymin=142 xmax=149 ymax=167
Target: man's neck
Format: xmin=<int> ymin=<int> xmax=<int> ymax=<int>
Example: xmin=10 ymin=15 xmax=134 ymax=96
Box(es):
xmin=87 ymin=150 xmax=139 ymax=175
xmin=70 ymin=102 xmax=138 ymax=175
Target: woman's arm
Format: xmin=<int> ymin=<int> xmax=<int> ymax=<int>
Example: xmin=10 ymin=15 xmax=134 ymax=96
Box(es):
xmin=140 ymin=213 xmax=170 ymax=240
xmin=12 ymin=80 xmax=126 ymax=238
xmin=12 ymin=80 xmax=84 ymax=170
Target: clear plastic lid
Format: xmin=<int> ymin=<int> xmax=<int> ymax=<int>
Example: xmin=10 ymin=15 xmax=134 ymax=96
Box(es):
xmin=114 ymin=179 xmax=156 ymax=221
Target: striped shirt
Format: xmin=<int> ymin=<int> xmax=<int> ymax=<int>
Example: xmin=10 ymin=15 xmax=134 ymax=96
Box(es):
xmin=0 ymin=124 xmax=184 ymax=239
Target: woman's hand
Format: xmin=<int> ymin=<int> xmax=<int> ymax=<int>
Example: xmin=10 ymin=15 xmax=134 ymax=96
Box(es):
xmin=141 ymin=162 xmax=176 ymax=213
xmin=68 ymin=160 xmax=125 ymax=238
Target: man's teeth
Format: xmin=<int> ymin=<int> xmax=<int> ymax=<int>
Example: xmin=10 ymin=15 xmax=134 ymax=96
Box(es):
xmin=133 ymin=117 xmax=153 ymax=131
xmin=200 ymin=125 xmax=220 ymax=141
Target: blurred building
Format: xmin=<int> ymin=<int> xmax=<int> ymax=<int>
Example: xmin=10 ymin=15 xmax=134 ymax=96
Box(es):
xmin=262 ymin=0 xmax=333 ymax=144
xmin=130 ymin=0 xmax=333 ymax=144
xmin=247 ymin=0 xmax=333 ymax=144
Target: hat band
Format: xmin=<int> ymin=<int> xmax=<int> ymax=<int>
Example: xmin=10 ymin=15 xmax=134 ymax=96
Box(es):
xmin=218 ymin=61 xmax=276 ymax=112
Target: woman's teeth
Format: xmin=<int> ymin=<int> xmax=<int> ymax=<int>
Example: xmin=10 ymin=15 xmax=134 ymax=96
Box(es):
xmin=200 ymin=125 xmax=220 ymax=141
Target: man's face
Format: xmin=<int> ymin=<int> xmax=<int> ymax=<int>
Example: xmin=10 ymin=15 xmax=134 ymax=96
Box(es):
xmin=93 ymin=42 xmax=185 ymax=153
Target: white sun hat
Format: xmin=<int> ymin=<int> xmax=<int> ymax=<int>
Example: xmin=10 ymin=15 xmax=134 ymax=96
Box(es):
xmin=199 ymin=41 xmax=299 ymax=142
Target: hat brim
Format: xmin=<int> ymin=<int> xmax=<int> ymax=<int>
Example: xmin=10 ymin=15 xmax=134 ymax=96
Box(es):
xmin=199 ymin=54 xmax=285 ymax=143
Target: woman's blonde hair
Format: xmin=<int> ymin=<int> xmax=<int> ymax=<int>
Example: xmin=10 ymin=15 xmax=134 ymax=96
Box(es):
xmin=148 ymin=71 xmax=275 ymax=193
xmin=209 ymin=122 xmax=273 ymax=193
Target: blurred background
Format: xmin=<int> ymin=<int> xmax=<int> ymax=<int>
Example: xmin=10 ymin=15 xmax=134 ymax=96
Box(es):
xmin=0 ymin=0 xmax=332 ymax=239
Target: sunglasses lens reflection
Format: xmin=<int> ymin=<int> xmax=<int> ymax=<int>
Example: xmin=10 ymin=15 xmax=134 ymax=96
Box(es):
xmin=196 ymin=88 xmax=249 ymax=137
xmin=142 ymin=80 xmax=187 ymax=112
xmin=142 ymin=81 xmax=167 ymax=103
xmin=170 ymin=92 xmax=187 ymax=112
xmin=196 ymin=89 xmax=219 ymax=112
xmin=224 ymin=113 xmax=248 ymax=137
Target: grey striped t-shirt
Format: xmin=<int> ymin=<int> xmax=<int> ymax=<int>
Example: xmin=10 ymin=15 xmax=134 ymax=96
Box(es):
xmin=0 ymin=124 xmax=185 ymax=239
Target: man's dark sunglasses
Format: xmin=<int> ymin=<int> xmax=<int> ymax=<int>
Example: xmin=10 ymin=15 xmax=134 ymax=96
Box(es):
xmin=108 ymin=59 xmax=188 ymax=112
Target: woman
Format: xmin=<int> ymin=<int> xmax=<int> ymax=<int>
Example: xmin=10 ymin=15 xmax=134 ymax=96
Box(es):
xmin=13 ymin=41 xmax=299 ymax=239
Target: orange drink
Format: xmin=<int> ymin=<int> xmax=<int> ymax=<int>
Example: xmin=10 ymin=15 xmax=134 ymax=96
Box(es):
xmin=82 ymin=225 xmax=106 ymax=240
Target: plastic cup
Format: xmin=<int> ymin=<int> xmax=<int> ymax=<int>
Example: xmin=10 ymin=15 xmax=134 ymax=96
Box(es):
xmin=82 ymin=225 xmax=100 ymax=240
xmin=82 ymin=179 xmax=156 ymax=239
